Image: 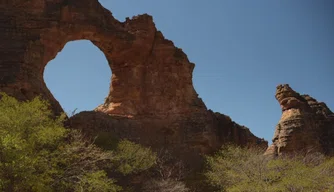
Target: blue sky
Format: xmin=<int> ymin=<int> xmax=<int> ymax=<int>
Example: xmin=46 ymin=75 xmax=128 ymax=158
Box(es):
xmin=44 ymin=0 xmax=334 ymax=143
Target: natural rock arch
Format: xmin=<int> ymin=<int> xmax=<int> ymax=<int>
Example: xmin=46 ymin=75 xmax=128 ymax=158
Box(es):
xmin=0 ymin=1 xmax=268 ymax=177
xmin=1 ymin=1 xmax=333 ymax=189
xmin=1 ymin=0 xmax=201 ymax=117
xmin=0 ymin=1 xmax=269 ymax=188
xmin=44 ymin=40 xmax=111 ymax=113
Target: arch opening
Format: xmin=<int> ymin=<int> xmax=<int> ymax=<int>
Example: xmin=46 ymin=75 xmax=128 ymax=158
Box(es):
xmin=44 ymin=40 xmax=111 ymax=115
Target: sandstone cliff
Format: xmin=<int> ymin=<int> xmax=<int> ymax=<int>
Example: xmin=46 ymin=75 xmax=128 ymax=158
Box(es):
xmin=265 ymin=84 xmax=334 ymax=156
xmin=0 ymin=0 xmax=266 ymax=182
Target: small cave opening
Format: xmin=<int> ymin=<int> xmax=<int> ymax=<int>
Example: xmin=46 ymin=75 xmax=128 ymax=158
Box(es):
xmin=44 ymin=40 xmax=111 ymax=116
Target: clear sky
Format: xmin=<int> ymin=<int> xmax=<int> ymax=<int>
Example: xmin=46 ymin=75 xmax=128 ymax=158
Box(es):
xmin=44 ymin=0 xmax=334 ymax=143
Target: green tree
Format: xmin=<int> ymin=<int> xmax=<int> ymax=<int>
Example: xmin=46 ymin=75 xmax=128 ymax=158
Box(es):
xmin=0 ymin=94 xmax=156 ymax=192
xmin=205 ymin=145 xmax=334 ymax=192
xmin=111 ymin=139 xmax=157 ymax=175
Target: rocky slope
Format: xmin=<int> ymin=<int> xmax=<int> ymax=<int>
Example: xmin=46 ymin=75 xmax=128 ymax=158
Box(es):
xmin=265 ymin=84 xmax=334 ymax=156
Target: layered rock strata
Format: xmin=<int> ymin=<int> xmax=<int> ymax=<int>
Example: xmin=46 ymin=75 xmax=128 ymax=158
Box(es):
xmin=265 ymin=84 xmax=334 ymax=156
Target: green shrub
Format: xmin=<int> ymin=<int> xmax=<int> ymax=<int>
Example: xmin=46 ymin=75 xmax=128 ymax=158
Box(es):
xmin=112 ymin=140 xmax=157 ymax=175
xmin=205 ymin=145 xmax=334 ymax=192
xmin=0 ymin=94 xmax=156 ymax=192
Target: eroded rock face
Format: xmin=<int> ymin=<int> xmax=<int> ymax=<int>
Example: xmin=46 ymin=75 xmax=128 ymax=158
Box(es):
xmin=0 ymin=0 xmax=199 ymax=117
xmin=265 ymin=84 xmax=334 ymax=156
xmin=68 ymin=110 xmax=267 ymax=191
xmin=0 ymin=0 xmax=265 ymax=148
xmin=0 ymin=1 xmax=267 ymax=189
xmin=303 ymin=94 xmax=334 ymax=155
xmin=212 ymin=112 xmax=267 ymax=148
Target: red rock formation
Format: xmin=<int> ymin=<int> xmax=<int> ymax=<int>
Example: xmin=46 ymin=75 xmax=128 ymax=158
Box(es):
xmin=265 ymin=84 xmax=334 ymax=156
xmin=303 ymin=94 xmax=334 ymax=155
xmin=0 ymin=0 xmax=265 ymax=148
xmin=0 ymin=1 xmax=267 ymax=189
xmin=212 ymin=111 xmax=267 ymax=148
xmin=1 ymin=0 xmax=199 ymax=117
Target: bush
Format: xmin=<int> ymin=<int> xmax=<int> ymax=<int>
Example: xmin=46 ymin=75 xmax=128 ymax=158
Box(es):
xmin=142 ymin=179 xmax=189 ymax=192
xmin=205 ymin=145 xmax=334 ymax=192
xmin=112 ymin=139 xmax=157 ymax=175
xmin=0 ymin=94 xmax=156 ymax=192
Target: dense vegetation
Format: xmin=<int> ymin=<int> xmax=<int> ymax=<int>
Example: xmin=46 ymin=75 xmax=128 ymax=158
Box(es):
xmin=2 ymin=93 xmax=333 ymax=192
xmin=0 ymin=94 xmax=156 ymax=192
xmin=205 ymin=145 xmax=334 ymax=192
